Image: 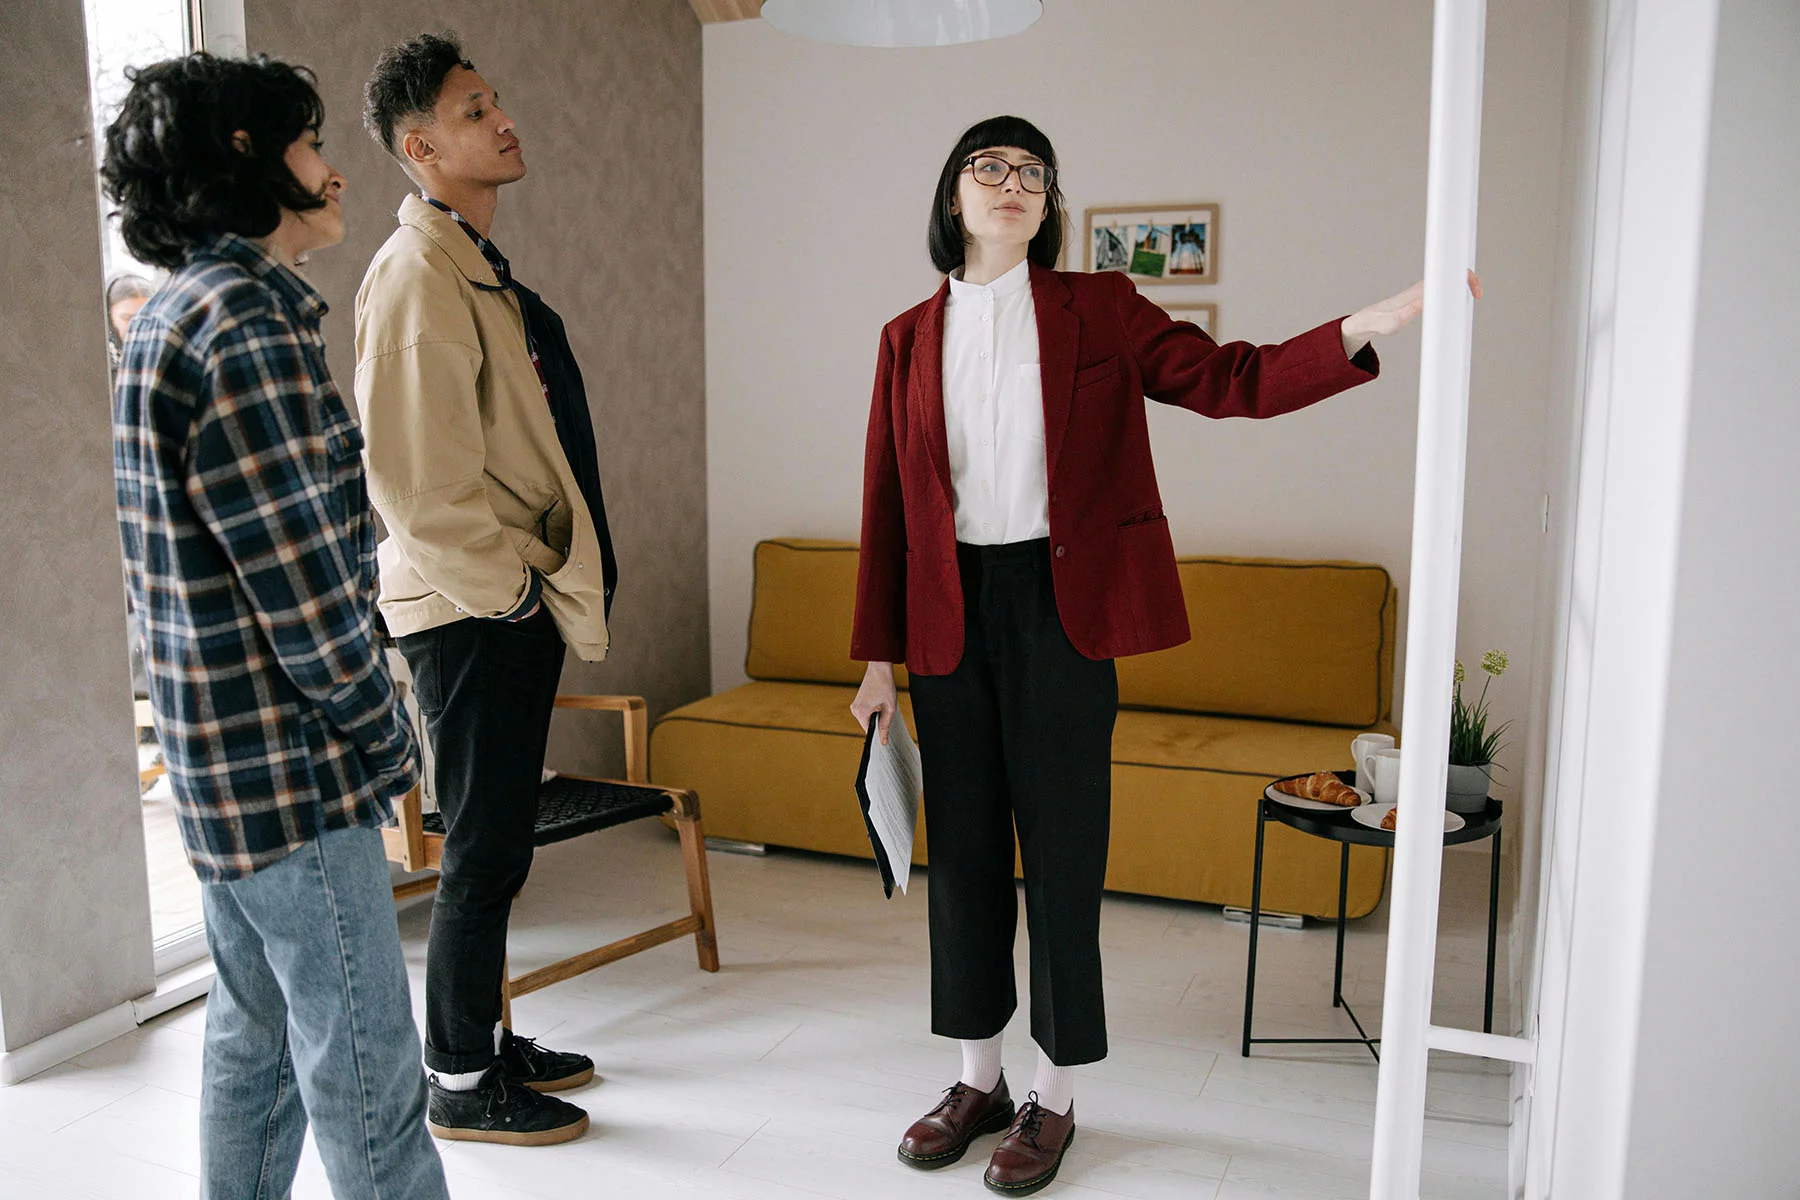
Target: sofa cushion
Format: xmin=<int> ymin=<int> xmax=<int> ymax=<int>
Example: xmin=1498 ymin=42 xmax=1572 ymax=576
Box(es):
xmin=1114 ymin=557 xmax=1396 ymax=727
xmin=1113 ymin=707 xmax=1397 ymax=780
xmin=744 ymin=539 xmax=910 ymax=689
xmin=745 ymin=541 xmax=1391 ymax=726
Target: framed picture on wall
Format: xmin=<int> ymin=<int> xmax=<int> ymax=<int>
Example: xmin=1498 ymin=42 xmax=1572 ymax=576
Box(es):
xmin=1085 ymin=203 xmax=1219 ymax=285
xmin=1159 ymin=301 xmax=1218 ymax=339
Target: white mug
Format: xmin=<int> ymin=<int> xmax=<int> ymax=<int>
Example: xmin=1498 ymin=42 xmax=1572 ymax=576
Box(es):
xmin=1363 ymin=747 xmax=1404 ymax=806
xmin=1351 ymin=733 xmax=1396 ymax=793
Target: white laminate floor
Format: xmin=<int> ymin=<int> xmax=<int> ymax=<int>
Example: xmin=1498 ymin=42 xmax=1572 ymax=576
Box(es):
xmin=0 ymin=822 xmax=1512 ymax=1199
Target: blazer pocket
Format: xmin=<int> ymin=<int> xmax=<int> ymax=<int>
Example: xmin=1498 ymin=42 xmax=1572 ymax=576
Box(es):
xmin=1074 ymin=356 xmax=1122 ymax=391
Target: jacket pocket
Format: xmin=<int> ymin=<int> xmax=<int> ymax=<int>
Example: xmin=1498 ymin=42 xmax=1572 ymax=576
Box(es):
xmin=1119 ymin=508 xmax=1165 ymax=529
xmin=1074 ymin=356 xmax=1122 ymax=390
xmin=505 ymin=526 xmax=568 ymax=576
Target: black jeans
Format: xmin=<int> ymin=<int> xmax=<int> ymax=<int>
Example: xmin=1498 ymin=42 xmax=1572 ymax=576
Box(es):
xmin=397 ymin=609 xmax=566 ymax=1074
xmin=908 ymin=539 xmax=1118 ymax=1066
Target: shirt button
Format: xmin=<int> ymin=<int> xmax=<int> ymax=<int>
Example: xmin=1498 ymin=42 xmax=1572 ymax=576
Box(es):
xmin=1055 ymin=545 xmax=1066 ymax=559
xmin=981 ymin=437 xmax=990 ymax=446
xmin=982 ymin=523 xmax=991 ymax=532
xmin=979 ymin=351 xmax=988 ymax=360
xmin=981 ymin=314 xmax=991 ymax=323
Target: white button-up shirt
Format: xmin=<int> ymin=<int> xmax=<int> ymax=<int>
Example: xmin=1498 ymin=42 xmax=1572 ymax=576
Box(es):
xmin=942 ymin=259 xmax=1049 ymax=545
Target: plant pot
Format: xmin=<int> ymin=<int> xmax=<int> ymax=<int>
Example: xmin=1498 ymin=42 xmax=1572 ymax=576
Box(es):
xmin=1445 ymin=763 xmax=1492 ymax=813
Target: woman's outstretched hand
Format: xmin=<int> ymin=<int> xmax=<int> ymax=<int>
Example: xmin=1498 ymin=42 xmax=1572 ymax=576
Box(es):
xmin=1341 ymin=269 xmax=1483 ymax=358
xmin=851 ymin=661 xmax=898 ymax=745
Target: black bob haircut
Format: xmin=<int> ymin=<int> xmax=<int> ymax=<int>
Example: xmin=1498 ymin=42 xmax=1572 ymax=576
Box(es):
xmin=363 ymin=32 xmax=475 ymax=159
xmin=100 ymin=53 xmax=327 ymax=271
xmin=927 ymin=115 xmax=1066 ymax=276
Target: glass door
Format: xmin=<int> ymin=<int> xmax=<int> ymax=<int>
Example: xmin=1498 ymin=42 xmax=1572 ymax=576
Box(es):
xmin=81 ymin=0 xmax=206 ymax=974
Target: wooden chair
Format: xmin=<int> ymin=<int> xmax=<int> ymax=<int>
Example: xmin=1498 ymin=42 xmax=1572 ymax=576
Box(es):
xmin=382 ymin=691 xmax=720 ymax=1024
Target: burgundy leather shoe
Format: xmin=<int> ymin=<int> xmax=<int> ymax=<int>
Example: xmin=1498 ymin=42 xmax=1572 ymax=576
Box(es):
xmin=897 ymin=1075 xmax=1015 ymax=1169
xmin=983 ymin=1092 xmax=1075 ymax=1196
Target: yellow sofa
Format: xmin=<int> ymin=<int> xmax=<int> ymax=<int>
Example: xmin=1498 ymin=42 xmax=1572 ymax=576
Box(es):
xmin=651 ymin=539 xmax=1395 ymax=918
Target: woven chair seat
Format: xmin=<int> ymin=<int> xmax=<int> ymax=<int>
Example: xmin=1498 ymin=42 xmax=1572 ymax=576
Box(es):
xmin=418 ymin=777 xmax=675 ymax=848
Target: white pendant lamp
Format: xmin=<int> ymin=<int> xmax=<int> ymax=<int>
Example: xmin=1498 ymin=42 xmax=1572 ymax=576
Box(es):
xmin=760 ymin=0 xmax=1043 ymax=48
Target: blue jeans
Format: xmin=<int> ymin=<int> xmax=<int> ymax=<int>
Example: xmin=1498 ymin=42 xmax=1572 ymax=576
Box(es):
xmin=199 ymin=824 xmax=449 ymax=1200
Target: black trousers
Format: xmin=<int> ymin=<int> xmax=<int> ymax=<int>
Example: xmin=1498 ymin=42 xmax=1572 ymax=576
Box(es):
xmin=908 ymin=539 xmax=1118 ymax=1066
xmin=397 ymin=609 xmax=566 ymax=1074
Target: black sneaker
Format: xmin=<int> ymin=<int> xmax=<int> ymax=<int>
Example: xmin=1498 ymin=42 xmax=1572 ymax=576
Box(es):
xmin=498 ymin=1028 xmax=597 ymax=1092
xmin=427 ymin=1064 xmax=590 ymax=1146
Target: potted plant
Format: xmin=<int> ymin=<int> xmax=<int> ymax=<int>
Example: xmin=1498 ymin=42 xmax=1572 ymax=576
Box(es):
xmin=1447 ymin=650 xmax=1510 ymax=813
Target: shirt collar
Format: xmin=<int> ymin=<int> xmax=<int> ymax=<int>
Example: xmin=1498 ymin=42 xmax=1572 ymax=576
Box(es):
xmin=948 ymin=256 xmax=1032 ymax=303
xmin=193 ymin=232 xmax=328 ymax=324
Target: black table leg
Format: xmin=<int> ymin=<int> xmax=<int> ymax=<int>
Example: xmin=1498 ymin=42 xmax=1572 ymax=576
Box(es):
xmin=1242 ymin=799 xmax=1269 ymax=1057
xmin=1485 ymin=825 xmax=1501 ymax=1034
xmin=1333 ymin=842 xmax=1350 ymax=1008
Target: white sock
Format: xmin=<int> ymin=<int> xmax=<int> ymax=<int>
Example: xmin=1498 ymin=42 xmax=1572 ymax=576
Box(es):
xmin=1030 ymin=1048 xmax=1075 ymax=1115
xmin=959 ymin=1032 xmax=1004 ymax=1093
xmin=432 ymin=1066 xmax=487 ymax=1092
xmin=429 ymin=1025 xmax=505 ymax=1092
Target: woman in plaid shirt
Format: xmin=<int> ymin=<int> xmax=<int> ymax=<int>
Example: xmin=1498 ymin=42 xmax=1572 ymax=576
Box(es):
xmin=105 ymin=53 xmax=448 ymax=1200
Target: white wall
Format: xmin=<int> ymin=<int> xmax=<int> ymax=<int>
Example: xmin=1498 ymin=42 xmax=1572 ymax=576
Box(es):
xmin=703 ymin=0 xmax=1570 ymax=804
xmin=1620 ymin=0 xmax=1800 ymax=1191
xmin=1520 ymin=0 xmax=1800 ymax=1189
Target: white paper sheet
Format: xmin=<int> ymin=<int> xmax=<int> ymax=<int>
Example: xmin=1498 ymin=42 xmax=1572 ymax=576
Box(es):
xmin=854 ymin=710 xmax=922 ymax=897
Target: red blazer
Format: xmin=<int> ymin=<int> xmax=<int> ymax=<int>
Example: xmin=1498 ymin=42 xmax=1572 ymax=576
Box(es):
xmin=851 ymin=264 xmax=1379 ymax=675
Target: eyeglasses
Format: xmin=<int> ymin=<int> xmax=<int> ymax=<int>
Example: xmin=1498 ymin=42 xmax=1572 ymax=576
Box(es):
xmin=962 ymin=154 xmax=1055 ymax=194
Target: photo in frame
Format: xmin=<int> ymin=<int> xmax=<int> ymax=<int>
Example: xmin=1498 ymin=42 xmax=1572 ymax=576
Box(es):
xmin=1085 ymin=204 xmax=1219 ymax=285
xmin=1159 ymin=301 xmax=1218 ymax=339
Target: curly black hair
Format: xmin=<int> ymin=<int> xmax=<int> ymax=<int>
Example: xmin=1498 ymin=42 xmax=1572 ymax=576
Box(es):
xmin=927 ymin=115 xmax=1066 ymax=276
xmin=363 ymin=32 xmax=475 ymax=159
xmin=99 ymin=53 xmax=328 ymax=271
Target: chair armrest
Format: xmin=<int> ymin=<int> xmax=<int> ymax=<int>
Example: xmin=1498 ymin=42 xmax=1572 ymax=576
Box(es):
xmin=554 ymin=694 xmax=648 ymax=783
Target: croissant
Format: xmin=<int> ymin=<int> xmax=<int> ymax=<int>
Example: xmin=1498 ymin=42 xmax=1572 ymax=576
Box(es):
xmin=1380 ymin=807 xmax=1399 ymax=831
xmin=1273 ymin=771 xmax=1361 ymax=807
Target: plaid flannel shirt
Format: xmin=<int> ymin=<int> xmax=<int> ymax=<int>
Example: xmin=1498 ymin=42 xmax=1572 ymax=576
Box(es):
xmin=114 ymin=233 xmax=419 ymax=883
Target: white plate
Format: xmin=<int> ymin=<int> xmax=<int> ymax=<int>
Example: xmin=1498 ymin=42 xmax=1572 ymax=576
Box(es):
xmin=1351 ymin=803 xmax=1466 ymax=834
xmin=1265 ymin=778 xmax=1371 ymax=812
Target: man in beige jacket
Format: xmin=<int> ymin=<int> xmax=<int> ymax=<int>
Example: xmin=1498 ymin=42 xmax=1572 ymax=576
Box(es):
xmin=355 ymin=32 xmax=617 ymax=1147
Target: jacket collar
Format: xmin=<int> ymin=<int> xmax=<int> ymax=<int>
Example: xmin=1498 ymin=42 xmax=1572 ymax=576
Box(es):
xmin=398 ymin=193 xmax=500 ymax=288
xmin=913 ymin=262 xmax=1079 ymax=505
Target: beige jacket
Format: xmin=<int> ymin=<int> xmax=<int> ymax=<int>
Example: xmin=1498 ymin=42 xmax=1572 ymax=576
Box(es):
xmin=353 ymin=194 xmax=609 ymax=661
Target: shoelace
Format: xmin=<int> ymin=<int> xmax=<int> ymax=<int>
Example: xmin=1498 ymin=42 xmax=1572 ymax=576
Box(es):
xmin=481 ymin=1074 xmax=520 ymax=1122
xmin=506 ymin=1032 xmax=549 ymax=1072
xmin=1011 ymin=1092 xmax=1048 ymax=1148
xmin=929 ymin=1081 xmax=972 ymax=1118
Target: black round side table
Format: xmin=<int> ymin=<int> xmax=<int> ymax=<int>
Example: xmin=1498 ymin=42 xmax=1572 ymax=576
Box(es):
xmin=1240 ymin=776 xmax=1503 ymax=1060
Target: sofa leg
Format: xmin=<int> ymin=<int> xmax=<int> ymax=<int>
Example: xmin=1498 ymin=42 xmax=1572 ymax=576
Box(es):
xmin=704 ymin=837 xmax=767 ymax=856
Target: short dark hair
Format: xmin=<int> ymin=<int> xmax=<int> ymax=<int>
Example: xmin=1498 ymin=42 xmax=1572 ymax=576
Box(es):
xmin=927 ymin=115 xmax=1066 ymax=276
xmin=99 ymin=53 xmax=327 ymax=271
xmin=362 ymin=32 xmax=474 ymax=159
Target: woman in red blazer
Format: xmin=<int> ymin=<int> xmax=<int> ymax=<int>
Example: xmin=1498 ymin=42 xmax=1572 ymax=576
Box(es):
xmin=851 ymin=115 xmax=1469 ymax=1194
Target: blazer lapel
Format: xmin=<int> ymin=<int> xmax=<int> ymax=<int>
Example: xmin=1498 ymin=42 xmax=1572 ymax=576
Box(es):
xmin=1031 ymin=264 xmax=1079 ymax=484
xmin=912 ymin=280 xmax=954 ymax=509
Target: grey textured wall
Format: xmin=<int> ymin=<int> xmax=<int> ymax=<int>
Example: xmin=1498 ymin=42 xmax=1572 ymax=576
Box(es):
xmin=243 ymin=0 xmax=710 ymax=775
xmin=0 ymin=0 xmax=157 ymax=1049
